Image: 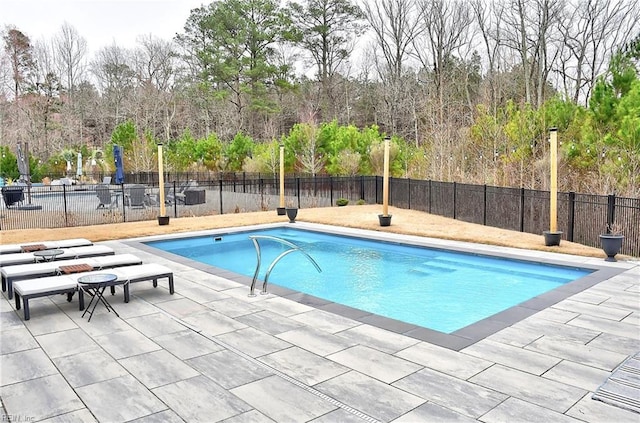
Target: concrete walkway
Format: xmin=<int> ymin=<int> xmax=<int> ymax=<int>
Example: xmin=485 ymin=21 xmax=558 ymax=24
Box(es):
xmin=1 ymin=228 xmax=639 ymax=422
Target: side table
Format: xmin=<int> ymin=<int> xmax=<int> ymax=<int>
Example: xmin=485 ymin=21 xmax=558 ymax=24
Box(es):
xmin=33 ymin=249 xmax=64 ymax=262
xmin=77 ymin=273 xmax=119 ymax=321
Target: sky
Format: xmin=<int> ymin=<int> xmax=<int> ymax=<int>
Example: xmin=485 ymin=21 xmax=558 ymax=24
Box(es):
xmin=1 ymin=0 xmax=207 ymax=53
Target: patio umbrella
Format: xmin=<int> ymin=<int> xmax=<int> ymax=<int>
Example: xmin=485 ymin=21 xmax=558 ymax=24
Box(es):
xmin=16 ymin=142 xmax=30 ymax=182
xmin=114 ymin=145 xmax=125 ymax=184
xmin=76 ymin=152 xmax=83 ymax=178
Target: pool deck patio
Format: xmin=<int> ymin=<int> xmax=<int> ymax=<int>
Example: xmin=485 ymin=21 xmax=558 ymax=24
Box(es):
xmin=1 ymin=225 xmax=639 ymax=422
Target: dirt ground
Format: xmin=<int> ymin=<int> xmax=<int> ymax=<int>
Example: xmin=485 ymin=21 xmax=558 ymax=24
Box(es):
xmin=0 ymin=205 xmax=615 ymax=259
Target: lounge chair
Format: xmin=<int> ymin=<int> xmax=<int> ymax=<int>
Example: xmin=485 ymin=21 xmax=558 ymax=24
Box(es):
xmin=125 ymin=184 xmax=147 ymax=208
xmin=0 ymin=245 xmax=114 ymax=268
xmin=1 ymin=253 xmax=142 ymax=300
xmin=13 ymin=263 xmax=174 ymax=320
xmin=96 ymin=184 xmax=116 ymax=209
xmin=0 ymin=238 xmax=93 ymax=255
xmin=175 ymin=180 xmax=197 ymax=204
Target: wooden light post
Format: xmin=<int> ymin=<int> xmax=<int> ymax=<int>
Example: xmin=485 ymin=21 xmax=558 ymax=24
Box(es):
xmin=157 ymin=143 xmax=169 ymax=225
xmin=543 ymin=128 xmax=561 ymax=245
xmin=277 ymin=144 xmax=286 ymax=215
xmin=379 ymin=137 xmax=392 ymax=226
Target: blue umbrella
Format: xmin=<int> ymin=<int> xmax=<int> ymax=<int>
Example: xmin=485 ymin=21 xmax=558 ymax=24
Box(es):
xmin=114 ymin=145 xmax=125 ymax=184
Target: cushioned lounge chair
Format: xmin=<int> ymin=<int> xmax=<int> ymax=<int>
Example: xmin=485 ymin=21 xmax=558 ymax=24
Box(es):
xmin=0 ymin=245 xmax=114 ymax=268
xmin=0 ymin=238 xmax=93 ymax=255
xmin=1 ymin=253 xmax=142 ymax=300
xmin=13 ymin=263 xmax=174 ymax=320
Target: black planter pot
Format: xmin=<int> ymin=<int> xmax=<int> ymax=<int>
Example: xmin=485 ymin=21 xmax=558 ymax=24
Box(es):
xmin=286 ymin=208 xmax=298 ymax=223
xmin=158 ymin=216 xmax=170 ymax=226
xmin=599 ymin=234 xmax=624 ymax=262
xmin=378 ymin=214 xmax=392 ymax=227
xmin=276 ymin=207 xmax=286 ymax=216
xmin=543 ymin=230 xmax=562 ymax=246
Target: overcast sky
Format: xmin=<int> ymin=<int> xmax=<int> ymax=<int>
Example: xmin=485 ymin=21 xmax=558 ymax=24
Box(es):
xmin=1 ymin=0 xmax=206 ymax=53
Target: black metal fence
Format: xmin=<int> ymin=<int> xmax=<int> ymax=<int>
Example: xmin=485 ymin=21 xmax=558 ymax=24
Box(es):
xmin=2 ymin=173 xmax=638 ymax=257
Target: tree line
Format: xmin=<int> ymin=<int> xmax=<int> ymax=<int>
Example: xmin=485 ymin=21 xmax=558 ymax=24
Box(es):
xmin=1 ymin=0 xmax=639 ymax=196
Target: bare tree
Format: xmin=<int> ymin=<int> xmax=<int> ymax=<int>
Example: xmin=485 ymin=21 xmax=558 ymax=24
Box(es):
xmin=53 ymin=22 xmax=87 ymax=100
xmin=91 ymin=44 xmax=135 ymax=124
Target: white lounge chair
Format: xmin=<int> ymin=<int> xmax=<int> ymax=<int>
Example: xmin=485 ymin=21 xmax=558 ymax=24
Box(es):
xmin=13 ymin=263 xmax=174 ymax=320
xmin=1 ymin=253 xmax=142 ymax=300
xmin=0 ymin=245 xmax=114 ymax=268
xmin=0 ymin=238 xmax=93 ymax=255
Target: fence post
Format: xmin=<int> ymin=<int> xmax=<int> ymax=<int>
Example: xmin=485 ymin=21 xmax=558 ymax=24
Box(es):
xmin=173 ymin=181 xmax=177 ymax=217
xmin=219 ymin=179 xmax=224 ymax=214
xmin=296 ymin=178 xmax=301 ymax=208
xmin=567 ymin=191 xmax=575 ymax=241
xmin=330 ymin=176 xmax=334 ymax=206
xmin=428 ymin=180 xmax=432 ymax=214
xmin=453 ymin=182 xmax=457 ymax=219
xmin=519 ymin=187 xmax=525 ymax=232
xmin=408 ymin=178 xmax=411 ymax=210
xmin=483 ymin=184 xmax=487 ymax=226
xmin=243 ymin=172 xmax=246 ymax=193
xmin=375 ymin=176 xmax=379 ymax=204
xmin=360 ymin=175 xmax=365 ymax=200
xmin=606 ymin=193 xmax=616 ymax=232
xmin=63 ymin=184 xmax=69 ymax=227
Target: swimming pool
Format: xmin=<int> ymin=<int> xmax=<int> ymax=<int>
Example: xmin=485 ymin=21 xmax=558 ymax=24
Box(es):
xmin=145 ymin=226 xmax=592 ymax=334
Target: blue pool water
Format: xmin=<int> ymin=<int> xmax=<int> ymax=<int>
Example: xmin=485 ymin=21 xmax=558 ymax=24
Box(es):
xmin=146 ymin=227 xmax=591 ymax=333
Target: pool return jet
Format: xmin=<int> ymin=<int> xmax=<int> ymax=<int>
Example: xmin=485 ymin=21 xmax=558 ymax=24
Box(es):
xmin=248 ymin=235 xmax=322 ymax=296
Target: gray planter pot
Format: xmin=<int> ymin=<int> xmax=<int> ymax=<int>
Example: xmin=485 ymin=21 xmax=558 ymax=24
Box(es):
xmin=378 ymin=214 xmax=392 ymax=226
xmin=543 ymin=230 xmax=562 ymax=246
xmin=276 ymin=207 xmax=286 ymax=216
xmin=158 ymin=216 xmax=170 ymax=226
xmin=286 ymin=208 xmax=298 ymax=223
xmin=599 ymin=234 xmax=624 ymax=262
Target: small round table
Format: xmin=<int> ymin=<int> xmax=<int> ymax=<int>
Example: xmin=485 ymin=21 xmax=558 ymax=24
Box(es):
xmin=77 ymin=273 xmax=119 ymax=321
xmin=33 ymin=249 xmax=64 ymax=262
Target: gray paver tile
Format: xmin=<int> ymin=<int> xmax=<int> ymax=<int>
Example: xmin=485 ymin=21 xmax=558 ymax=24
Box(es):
xmin=277 ymin=326 xmax=356 ymax=356
xmin=1 ymin=348 xmax=58 ymax=385
xmin=36 ymin=328 xmax=99 ymax=358
xmin=515 ymin=318 xmax=601 ymax=343
xmin=290 ymin=309 xmax=361 ymax=333
xmin=569 ymin=314 xmax=640 ymax=339
xmin=480 ymin=396 xmax=582 ymax=422
xmin=208 ymin=297 xmax=264 ymax=317
xmin=259 ymin=346 xmax=349 ymax=386
xmin=155 ymin=297 xmax=210 ymax=318
xmin=188 ymin=349 xmax=272 ymax=389
xmin=526 ymin=336 xmax=628 ymax=371
xmin=68 ymin=309 xmax=132 ymax=337
xmin=76 ymin=375 xmax=167 ymax=422
xmin=217 ymin=327 xmax=291 ymax=357
xmin=128 ymin=409 xmax=185 ymax=423
xmin=534 ymin=307 xmax=580 ymax=323
xmin=183 ymin=309 xmax=248 ymax=336
xmin=119 ymin=350 xmax=200 ymax=388
xmin=40 ymin=408 xmax=97 ymax=422
xmin=392 ymin=402 xmax=476 ymax=422
xmin=554 ymin=299 xmax=633 ymax=321
xmin=259 ymin=296 xmax=314 ymax=316
xmin=94 ymin=329 xmax=161 ymax=359
xmin=0 ymin=326 xmax=38 ymax=354
xmin=236 ymin=310 xmax=305 ymax=335
xmin=543 ymin=360 xmax=611 ymax=391
xmin=153 ymin=375 xmax=252 ymax=422
xmin=566 ymin=392 xmax=640 ymax=422
xmin=327 ymin=345 xmax=422 ymax=383
xmin=336 ymin=324 xmax=420 ymax=353
xmin=393 ymin=367 xmax=506 ymax=418
xmin=24 ymin=304 xmax=79 ymax=335
xmin=126 ymin=312 xmax=187 ymax=338
xmin=106 ymin=295 xmax=159 ymax=319
xmin=315 ymin=371 xmax=425 ymax=422
xmin=463 ymin=339 xmax=561 ymax=375
xmin=220 ymin=409 xmax=276 ymax=423
xmin=0 ymin=374 xmax=84 ymax=421
xmin=179 ymin=284 xmax=230 ymax=303
xmin=587 ymin=332 xmax=640 ymax=356
xmin=231 ymin=375 xmax=337 ymax=422
xmin=485 ymin=326 xmax=543 ymax=347
xmin=153 ymin=329 xmax=224 ymax=360
xmin=396 ymin=341 xmax=493 ymax=379
xmin=309 ymin=408 xmax=365 ymax=422
xmin=470 ymin=364 xmax=586 ymax=413
xmin=52 ymin=349 xmax=129 ymax=387
xmin=0 ymin=310 xmax=25 ymax=330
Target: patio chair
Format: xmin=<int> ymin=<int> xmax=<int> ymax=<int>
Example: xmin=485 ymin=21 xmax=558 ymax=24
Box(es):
xmin=125 ymin=184 xmax=147 ymax=209
xmin=175 ymin=180 xmax=197 ymax=204
xmin=102 ymin=176 xmax=112 ymax=185
xmin=96 ymin=184 xmax=115 ymax=209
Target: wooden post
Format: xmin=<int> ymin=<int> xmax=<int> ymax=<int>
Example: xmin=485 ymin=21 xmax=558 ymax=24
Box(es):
xmin=549 ymin=128 xmax=558 ymax=232
xmin=382 ymin=137 xmax=390 ymax=216
xmin=158 ymin=143 xmax=166 ymax=217
xmin=279 ymin=144 xmax=285 ymax=208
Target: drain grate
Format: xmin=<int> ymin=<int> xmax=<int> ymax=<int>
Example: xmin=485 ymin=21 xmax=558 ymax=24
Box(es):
xmin=593 ymin=351 xmax=640 ymax=414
